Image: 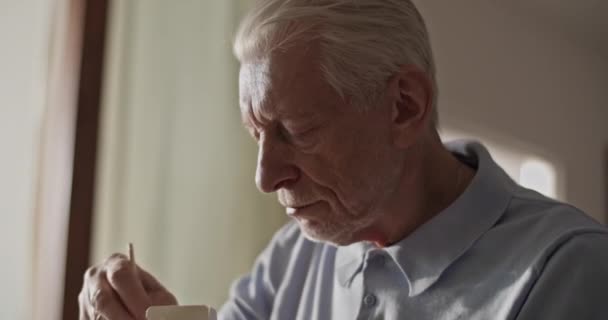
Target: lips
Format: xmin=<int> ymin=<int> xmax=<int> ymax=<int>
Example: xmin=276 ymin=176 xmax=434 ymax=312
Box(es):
xmin=285 ymin=201 xmax=320 ymax=217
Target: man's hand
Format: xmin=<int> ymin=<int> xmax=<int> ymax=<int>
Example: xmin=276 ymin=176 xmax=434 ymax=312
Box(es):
xmin=79 ymin=253 xmax=178 ymax=320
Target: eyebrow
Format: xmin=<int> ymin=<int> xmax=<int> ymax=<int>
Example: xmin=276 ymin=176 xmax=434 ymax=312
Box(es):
xmin=240 ymin=95 xmax=326 ymax=128
xmin=240 ymin=101 xmax=269 ymax=131
xmin=277 ymin=102 xmax=323 ymax=122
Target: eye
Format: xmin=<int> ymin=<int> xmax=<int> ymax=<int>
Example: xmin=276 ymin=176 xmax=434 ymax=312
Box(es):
xmin=291 ymin=127 xmax=316 ymax=140
xmin=282 ymin=125 xmax=317 ymax=145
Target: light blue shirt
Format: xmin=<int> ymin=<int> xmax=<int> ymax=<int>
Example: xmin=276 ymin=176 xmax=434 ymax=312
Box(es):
xmin=219 ymin=141 xmax=608 ymax=319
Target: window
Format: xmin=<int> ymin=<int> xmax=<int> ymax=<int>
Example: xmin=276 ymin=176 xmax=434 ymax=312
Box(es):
xmin=519 ymin=159 xmax=557 ymax=198
xmin=440 ymin=128 xmax=562 ymax=200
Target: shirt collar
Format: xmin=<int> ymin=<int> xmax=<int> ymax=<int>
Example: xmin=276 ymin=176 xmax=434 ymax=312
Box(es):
xmin=335 ymin=140 xmax=514 ymax=295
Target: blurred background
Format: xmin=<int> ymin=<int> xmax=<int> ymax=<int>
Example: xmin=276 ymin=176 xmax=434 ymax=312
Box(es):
xmin=1 ymin=0 xmax=607 ymax=319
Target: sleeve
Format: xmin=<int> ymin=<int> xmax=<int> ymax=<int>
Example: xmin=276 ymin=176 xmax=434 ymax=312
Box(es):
xmin=217 ymin=222 xmax=299 ymax=320
xmin=516 ymin=233 xmax=608 ymax=320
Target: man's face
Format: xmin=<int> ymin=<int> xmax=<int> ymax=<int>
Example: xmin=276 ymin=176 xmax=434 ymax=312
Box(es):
xmin=239 ymin=49 xmax=404 ymax=245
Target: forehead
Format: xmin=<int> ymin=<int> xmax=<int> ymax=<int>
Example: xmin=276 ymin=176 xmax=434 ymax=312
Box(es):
xmin=238 ymin=48 xmax=337 ymax=121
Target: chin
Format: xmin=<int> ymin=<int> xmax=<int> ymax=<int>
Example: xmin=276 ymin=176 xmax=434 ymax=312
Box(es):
xmin=296 ymin=218 xmax=358 ymax=246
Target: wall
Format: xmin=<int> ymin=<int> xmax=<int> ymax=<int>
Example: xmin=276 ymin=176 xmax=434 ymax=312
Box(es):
xmin=414 ymin=0 xmax=608 ymax=221
xmin=0 ymin=1 xmax=52 ymax=319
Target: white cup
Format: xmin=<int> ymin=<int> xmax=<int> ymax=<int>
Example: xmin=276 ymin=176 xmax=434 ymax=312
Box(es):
xmin=146 ymin=305 xmax=217 ymax=320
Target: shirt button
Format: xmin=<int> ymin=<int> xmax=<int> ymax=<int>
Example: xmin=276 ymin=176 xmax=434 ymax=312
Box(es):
xmin=363 ymin=293 xmax=377 ymax=308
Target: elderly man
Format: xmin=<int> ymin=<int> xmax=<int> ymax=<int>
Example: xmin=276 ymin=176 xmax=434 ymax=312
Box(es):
xmin=79 ymin=0 xmax=608 ymax=319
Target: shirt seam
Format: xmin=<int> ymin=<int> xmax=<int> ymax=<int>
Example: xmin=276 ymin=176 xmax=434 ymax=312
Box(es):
xmin=513 ymin=231 xmax=608 ymax=319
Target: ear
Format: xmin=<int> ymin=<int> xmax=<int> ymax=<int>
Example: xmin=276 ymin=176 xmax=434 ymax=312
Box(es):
xmin=387 ymin=65 xmax=434 ymax=148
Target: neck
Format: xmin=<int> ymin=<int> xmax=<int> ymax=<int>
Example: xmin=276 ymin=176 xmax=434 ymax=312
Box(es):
xmin=360 ymin=133 xmax=476 ymax=247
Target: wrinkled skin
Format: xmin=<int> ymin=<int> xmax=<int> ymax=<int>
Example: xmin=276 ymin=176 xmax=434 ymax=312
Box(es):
xmin=239 ymin=48 xmax=405 ymax=246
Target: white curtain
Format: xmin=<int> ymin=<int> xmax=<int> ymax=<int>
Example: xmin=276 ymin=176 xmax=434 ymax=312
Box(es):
xmin=0 ymin=0 xmax=76 ymax=319
xmin=92 ymin=0 xmax=284 ymax=308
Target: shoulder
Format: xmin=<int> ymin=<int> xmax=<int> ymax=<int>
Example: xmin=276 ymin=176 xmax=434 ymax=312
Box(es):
xmin=220 ymin=222 xmax=314 ymax=318
xmin=255 ymin=220 xmax=322 ymax=283
xmin=515 ymin=232 xmax=608 ymax=319
xmin=261 ymin=220 xmax=308 ymax=265
xmin=268 ymin=220 xmax=304 ymax=249
xmin=541 ymin=232 xmax=608 ymax=272
xmin=499 ymin=187 xmax=606 ymax=245
xmin=484 ymin=186 xmax=608 ymax=271
xmin=554 ymin=232 xmax=608 ymax=259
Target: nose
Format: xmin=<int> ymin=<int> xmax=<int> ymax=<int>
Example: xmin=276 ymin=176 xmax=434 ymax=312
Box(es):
xmin=255 ymin=135 xmax=298 ymax=193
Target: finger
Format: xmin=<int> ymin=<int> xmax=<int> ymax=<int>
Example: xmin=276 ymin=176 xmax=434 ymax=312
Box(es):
xmin=88 ymin=271 xmax=134 ymax=320
xmin=83 ymin=266 xmax=104 ymax=319
xmin=104 ymin=254 xmax=151 ymax=319
xmin=147 ymin=290 xmax=178 ymax=306
xmin=136 ymin=265 xmax=165 ymax=292
xmin=137 ymin=266 xmax=178 ymax=305
xmin=78 ymin=290 xmax=90 ymax=320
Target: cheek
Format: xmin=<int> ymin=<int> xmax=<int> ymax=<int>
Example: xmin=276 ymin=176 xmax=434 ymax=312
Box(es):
xmin=333 ymin=139 xmax=400 ymax=208
xmin=300 ymin=144 xmax=387 ymax=213
xmin=296 ymin=116 xmax=397 ymax=213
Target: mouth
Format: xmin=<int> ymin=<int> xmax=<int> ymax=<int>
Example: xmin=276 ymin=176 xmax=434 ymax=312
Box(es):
xmin=285 ymin=201 xmax=321 ymax=217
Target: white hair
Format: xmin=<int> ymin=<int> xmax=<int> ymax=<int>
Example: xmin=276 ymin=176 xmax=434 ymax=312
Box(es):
xmin=234 ymin=0 xmax=438 ymax=124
